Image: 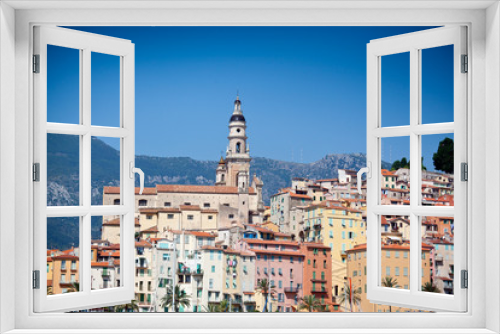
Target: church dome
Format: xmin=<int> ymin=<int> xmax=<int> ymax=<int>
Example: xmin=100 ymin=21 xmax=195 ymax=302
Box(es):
xmin=230 ymin=114 xmax=246 ymax=122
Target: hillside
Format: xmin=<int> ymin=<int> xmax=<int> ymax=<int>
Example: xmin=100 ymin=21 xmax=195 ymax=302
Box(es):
xmin=47 ymin=134 xmax=390 ymax=249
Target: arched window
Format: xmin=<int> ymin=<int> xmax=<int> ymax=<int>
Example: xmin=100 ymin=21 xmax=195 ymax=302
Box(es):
xmin=236 ymin=142 xmax=241 ymax=153
xmin=221 ymin=174 xmax=225 ymax=182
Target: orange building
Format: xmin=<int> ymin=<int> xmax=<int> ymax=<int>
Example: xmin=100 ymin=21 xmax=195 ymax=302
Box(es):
xmin=345 ymin=242 xmax=432 ymax=312
xmin=299 ymin=242 xmax=336 ymax=311
xmin=50 ymin=254 xmax=79 ymax=294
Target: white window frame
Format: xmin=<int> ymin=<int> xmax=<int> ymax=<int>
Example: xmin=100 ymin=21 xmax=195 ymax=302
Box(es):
xmin=32 ymin=25 xmax=136 ymax=312
xmin=0 ymin=2 xmax=498 ymax=334
xmin=366 ymin=26 xmax=467 ymax=312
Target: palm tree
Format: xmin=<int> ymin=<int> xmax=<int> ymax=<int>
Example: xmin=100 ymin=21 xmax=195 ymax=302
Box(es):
xmin=255 ymin=278 xmax=275 ymax=312
xmin=67 ymin=282 xmax=80 ymax=293
xmin=298 ymin=295 xmax=323 ymax=312
xmin=422 ymin=281 xmax=441 ymax=293
xmin=219 ymin=300 xmax=230 ymax=312
xmin=160 ymin=285 xmax=191 ymax=312
xmin=113 ymin=299 xmax=139 ymax=312
xmin=382 ymin=276 xmax=399 ymax=289
xmin=203 ymin=300 xmax=230 ymax=313
xmin=338 ymin=284 xmax=362 ymax=312
xmin=381 ymin=277 xmax=399 ymax=312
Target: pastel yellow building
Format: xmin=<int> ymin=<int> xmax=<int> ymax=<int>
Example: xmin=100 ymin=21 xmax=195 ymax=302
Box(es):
xmin=301 ymin=200 xmax=366 ymax=300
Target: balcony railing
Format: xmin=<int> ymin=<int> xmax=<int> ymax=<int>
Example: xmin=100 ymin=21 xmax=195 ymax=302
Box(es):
xmin=284 ymin=287 xmax=299 ymax=293
xmin=311 ymin=288 xmax=327 ymax=293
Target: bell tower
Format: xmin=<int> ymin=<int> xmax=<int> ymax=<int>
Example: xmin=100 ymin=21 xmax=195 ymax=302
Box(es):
xmin=225 ymin=96 xmax=251 ymax=190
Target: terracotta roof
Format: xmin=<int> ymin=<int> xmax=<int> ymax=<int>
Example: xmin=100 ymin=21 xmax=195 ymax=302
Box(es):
xmin=103 ymin=217 xmax=140 ymax=226
xmin=140 ymin=208 xmax=180 ymax=214
xmin=135 ymin=240 xmax=152 ymax=248
xmin=91 ymin=262 xmax=113 ymax=268
xmin=141 ymin=226 xmax=159 ymax=233
xmin=99 ymin=250 xmax=120 ymax=257
xmin=381 ymin=169 xmax=396 ymax=176
xmin=189 ymin=231 xmax=217 ymax=238
xmin=47 ymin=257 xmax=53 ymax=262
xmin=52 ymin=255 xmax=79 ymax=261
xmin=157 ymin=184 xmax=255 ymax=195
xmin=171 ymin=230 xmax=217 ymax=238
xmin=243 ymin=238 xmax=299 ymax=247
xmin=47 ymin=280 xmax=53 ymax=287
xmin=243 ymin=292 xmax=255 ymax=295
xmin=316 ymin=178 xmax=338 ymax=182
xmin=179 ymin=205 xmax=201 ymax=211
xmin=202 ymin=209 xmax=218 ymax=213
xmin=290 ymin=193 xmax=313 ymax=200
xmin=252 ymin=249 xmax=305 ymax=257
xmin=382 ymin=187 xmax=410 ymax=193
xmin=301 ymin=242 xmax=332 ymax=250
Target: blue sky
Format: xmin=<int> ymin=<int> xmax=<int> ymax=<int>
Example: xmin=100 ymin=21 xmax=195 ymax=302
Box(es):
xmin=47 ymin=26 xmax=454 ymax=170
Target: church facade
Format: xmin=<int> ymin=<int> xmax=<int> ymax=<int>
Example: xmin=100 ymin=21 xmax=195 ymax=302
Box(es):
xmin=102 ymin=97 xmax=265 ymax=240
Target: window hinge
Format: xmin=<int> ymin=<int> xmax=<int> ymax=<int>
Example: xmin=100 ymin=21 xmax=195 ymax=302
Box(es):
xmin=461 ymin=270 xmax=468 ymax=289
xmin=33 ymin=54 xmax=40 ymax=73
xmin=461 ymin=54 xmax=468 ymax=73
xmin=33 ymin=270 xmax=40 ymax=289
xmin=461 ymin=162 xmax=468 ymax=181
xmin=33 ymin=163 xmax=40 ymax=182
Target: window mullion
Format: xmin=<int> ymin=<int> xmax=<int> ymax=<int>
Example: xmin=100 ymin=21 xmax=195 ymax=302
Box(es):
xmin=409 ymin=47 xmax=420 ymax=294
xmin=81 ymin=48 xmax=92 ymax=294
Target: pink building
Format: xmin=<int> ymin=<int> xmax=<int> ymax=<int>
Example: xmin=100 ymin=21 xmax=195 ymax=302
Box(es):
xmin=237 ymin=239 xmax=304 ymax=312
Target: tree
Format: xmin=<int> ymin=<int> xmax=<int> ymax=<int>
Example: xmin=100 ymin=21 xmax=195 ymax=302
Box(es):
xmin=422 ymin=281 xmax=441 ymax=293
xmin=255 ymin=278 xmax=275 ymax=312
xmin=433 ymin=137 xmax=454 ymax=173
xmin=113 ymin=300 xmax=139 ymax=312
xmin=381 ymin=277 xmax=399 ymax=312
xmin=391 ymin=160 xmax=401 ymax=171
xmin=338 ymin=283 xmax=362 ymax=312
xmin=160 ymin=285 xmax=191 ymax=312
xmin=400 ymin=157 xmax=409 ymax=168
xmin=298 ymin=295 xmax=323 ymax=312
xmin=203 ymin=301 xmax=229 ymax=313
xmin=67 ymin=282 xmax=79 ymax=293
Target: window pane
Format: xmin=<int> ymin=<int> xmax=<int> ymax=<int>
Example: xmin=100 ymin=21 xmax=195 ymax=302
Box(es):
xmin=47 ymin=217 xmax=80 ymax=295
xmin=381 ymin=52 xmax=410 ymax=127
xmin=47 ymin=45 xmax=80 ymax=124
xmin=381 ymin=136 xmax=410 ymax=205
xmin=47 ymin=134 xmax=80 ymax=206
xmin=421 ymin=134 xmax=454 ymax=206
xmin=91 ymin=52 xmax=120 ymax=127
xmin=91 ymin=137 xmax=120 ymax=205
xmin=421 ymin=216 xmax=454 ymax=295
xmin=421 ymin=45 xmax=454 ymax=124
xmin=91 ymin=216 xmax=120 ymax=290
xmin=380 ymin=215 xmax=410 ymax=292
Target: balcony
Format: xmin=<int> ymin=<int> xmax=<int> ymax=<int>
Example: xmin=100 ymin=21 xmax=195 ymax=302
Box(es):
xmin=311 ymin=278 xmax=327 ymax=283
xmin=435 ymin=255 xmax=443 ymax=262
xmin=304 ymin=225 xmax=310 ymax=231
xmin=311 ymin=288 xmax=327 ymax=293
xmin=284 ymin=287 xmax=299 ymax=293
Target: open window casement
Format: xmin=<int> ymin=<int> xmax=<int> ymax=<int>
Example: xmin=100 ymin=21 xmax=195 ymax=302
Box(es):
xmin=33 ymin=26 xmax=137 ymax=312
xmin=365 ymin=26 xmax=467 ymax=312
